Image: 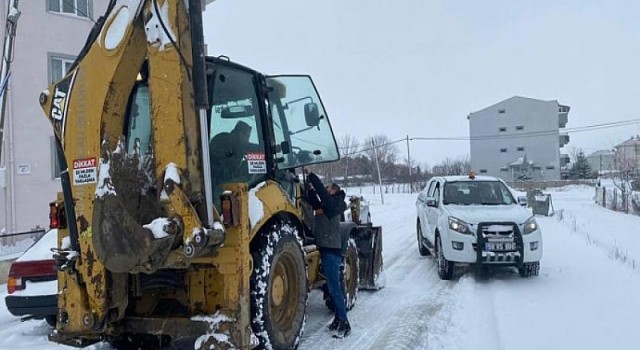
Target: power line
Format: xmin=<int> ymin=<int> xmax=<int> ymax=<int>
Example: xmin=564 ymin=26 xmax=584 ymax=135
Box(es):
xmin=336 ymin=118 xmax=640 ymax=158
xmin=410 ymin=118 xmax=640 ymax=142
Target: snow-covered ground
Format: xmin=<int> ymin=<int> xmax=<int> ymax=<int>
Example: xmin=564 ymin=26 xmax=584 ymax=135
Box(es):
xmin=1 ymin=185 xmax=639 ymax=349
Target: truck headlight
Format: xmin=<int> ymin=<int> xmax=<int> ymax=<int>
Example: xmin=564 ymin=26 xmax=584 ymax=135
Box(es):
xmin=448 ymin=217 xmax=470 ymax=234
xmin=523 ymin=217 xmax=538 ymax=235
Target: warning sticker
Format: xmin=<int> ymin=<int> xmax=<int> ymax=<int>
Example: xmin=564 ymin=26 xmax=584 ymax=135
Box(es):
xmin=247 ymin=152 xmax=267 ymax=174
xmin=73 ymin=157 xmax=97 ymax=185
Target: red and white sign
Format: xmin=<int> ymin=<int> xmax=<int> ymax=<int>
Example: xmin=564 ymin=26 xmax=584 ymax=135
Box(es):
xmin=73 ymin=157 xmax=97 ymax=185
xmin=247 ymin=152 xmax=267 ymax=174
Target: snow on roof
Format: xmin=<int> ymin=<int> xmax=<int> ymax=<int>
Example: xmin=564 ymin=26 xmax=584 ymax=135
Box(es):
xmin=440 ymin=175 xmax=502 ymax=182
xmin=616 ymin=136 xmax=640 ymax=147
xmin=587 ymin=149 xmax=615 ymax=157
xmin=509 ymin=157 xmax=534 ymax=166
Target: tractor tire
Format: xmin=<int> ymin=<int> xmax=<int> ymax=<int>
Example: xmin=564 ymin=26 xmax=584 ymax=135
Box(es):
xmin=519 ymin=261 xmax=540 ymax=277
xmin=417 ymin=221 xmax=430 ymax=256
xmin=250 ymin=221 xmax=307 ymax=350
xmin=323 ymin=238 xmax=359 ymax=312
xmin=436 ymin=235 xmax=454 ymax=280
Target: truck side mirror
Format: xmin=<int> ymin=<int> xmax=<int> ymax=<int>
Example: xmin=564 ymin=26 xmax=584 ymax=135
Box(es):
xmin=304 ymin=102 xmax=321 ymax=127
xmin=280 ymin=140 xmax=291 ymax=154
xmin=426 ymin=197 xmax=438 ymax=207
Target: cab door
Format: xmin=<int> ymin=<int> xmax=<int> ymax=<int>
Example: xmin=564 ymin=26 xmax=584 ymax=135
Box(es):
xmin=265 ymin=76 xmax=340 ymax=170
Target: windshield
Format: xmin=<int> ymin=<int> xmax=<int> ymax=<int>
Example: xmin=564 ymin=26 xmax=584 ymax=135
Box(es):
xmin=266 ymin=76 xmax=339 ymax=169
xmin=443 ymin=181 xmax=516 ymax=205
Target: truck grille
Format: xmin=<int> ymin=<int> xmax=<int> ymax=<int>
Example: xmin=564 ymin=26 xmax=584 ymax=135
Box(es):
xmin=481 ymin=224 xmax=515 ymax=238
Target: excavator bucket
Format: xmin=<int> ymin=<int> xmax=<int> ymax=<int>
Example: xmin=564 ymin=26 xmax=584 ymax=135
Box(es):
xmin=352 ymin=225 xmax=384 ymax=290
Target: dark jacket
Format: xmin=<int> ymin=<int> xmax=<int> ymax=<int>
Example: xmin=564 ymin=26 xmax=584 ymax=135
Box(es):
xmin=306 ymin=173 xmax=347 ymax=250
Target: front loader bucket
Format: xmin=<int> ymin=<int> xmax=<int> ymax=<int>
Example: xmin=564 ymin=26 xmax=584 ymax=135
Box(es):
xmin=352 ymin=225 xmax=384 ymax=290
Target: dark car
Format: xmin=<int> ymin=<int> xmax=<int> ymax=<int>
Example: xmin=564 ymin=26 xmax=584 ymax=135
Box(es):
xmin=5 ymin=229 xmax=58 ymax=326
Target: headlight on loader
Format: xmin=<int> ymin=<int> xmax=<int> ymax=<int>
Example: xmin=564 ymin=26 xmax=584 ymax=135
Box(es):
xmin=523 ymin=217 xmax=538 ymax=234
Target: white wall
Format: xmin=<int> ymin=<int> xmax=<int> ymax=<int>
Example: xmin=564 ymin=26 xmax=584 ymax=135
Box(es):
xmin=469 ymin=96 xmax=566 ymax=181
xmin=0 ymin=0 xmax=109 ymax=234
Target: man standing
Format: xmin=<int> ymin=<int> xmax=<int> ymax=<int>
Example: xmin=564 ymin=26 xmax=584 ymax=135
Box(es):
xmin=304 ymin=168 xmax=351 ymax=338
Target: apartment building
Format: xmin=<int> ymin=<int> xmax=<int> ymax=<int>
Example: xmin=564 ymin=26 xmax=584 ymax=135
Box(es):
xmin=0 ymin=0 xmax=109 ymax=234
xmin=614 ymin=136 xmax=640 ymax=174
xmin=586 ymin=149 xmax=616 ymax=175
xmin=468 ymin=96 xmax=570 ymax=181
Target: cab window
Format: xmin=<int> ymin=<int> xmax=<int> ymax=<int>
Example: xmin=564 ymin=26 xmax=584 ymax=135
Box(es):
xmin=208 ymin=66 xmax=266 ymax=190
xmin=125 ymin=84 xmax=152 ymax=155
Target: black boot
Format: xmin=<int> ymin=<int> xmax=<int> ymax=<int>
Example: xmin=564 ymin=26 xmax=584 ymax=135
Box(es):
xmin=328 ymin=316 xmax=340 ymax=331
xmin=332 ymin=319 xmax=351 ymax=338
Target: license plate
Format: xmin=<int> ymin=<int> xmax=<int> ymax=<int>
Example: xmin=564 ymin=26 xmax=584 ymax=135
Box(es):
xmin=484 ymin=242 xmax=517 ymax=251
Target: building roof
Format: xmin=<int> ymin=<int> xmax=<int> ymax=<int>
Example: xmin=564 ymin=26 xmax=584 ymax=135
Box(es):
xmin=587 ymin=149 xmax=615 ymax=158
xmin=616 ymin=136 xmax=640 ymax=147
xmin=468 ymin=96 xmax=562 ymax=117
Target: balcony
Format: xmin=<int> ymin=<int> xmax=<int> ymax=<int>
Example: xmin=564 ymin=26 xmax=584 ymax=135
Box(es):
xmin=558 ymin=104 xmax=570 ymax=128
xmin=559 ymin=133 xmax=570 ymax=147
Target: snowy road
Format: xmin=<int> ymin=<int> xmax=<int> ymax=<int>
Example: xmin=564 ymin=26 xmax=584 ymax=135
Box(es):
xmin=1 ymin=186 xmax=639 ymax=350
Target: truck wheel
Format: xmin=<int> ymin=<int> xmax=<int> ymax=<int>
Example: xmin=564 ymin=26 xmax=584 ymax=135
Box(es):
xmin=44 ymin=315 xmax=57 ymax=327
xmin=251 ymin=221 xmax=307 ymax=350
xmin=323 ymin=238 xmax=359 ymax=311
xmin=436 ymin=235 xmax=454 ymax=280
xmin=417 ymin=221 xmax=430 ymax=256
xmin=519 ymin=261 xmax=540 ymax=277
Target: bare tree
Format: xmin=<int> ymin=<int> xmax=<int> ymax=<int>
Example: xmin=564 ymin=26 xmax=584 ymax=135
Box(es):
xmin=338 ymin=134 xmax=360 ymax=185
xmin=363 ymin=135 xmax=398 ymax=181
xmin=432 ymin=155 xmax=470 ymax=176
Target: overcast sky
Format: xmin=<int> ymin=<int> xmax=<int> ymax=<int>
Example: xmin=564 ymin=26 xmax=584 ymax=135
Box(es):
xmin=202 ymin=0 xmax=640 ymax=167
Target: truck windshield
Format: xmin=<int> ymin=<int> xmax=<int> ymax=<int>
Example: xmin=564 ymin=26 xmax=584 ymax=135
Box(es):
xmin=266 ymin=75 xmax=339 ymax=169
xmin=443 ymin=181 xmax=516 ymax=205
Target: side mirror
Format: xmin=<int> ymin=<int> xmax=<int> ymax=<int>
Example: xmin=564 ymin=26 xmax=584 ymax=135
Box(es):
xmin=280 ymin=140 xmax=291 ymax=154
xmin=426 ymin=197 xmax=438 ymax=208
xmin=304 ymin=102 xmax=321 ymax=127
xmin=517 ymin=196 xmax=528 ymax=207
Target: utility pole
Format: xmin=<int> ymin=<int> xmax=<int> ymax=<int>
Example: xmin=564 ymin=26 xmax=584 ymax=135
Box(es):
xmin=406 ymin=135 xmax=412 ymax=193
xmin=0 ymin=0 xmax=20 ymax=162
xmin=373 ymin=140 xmax=384 ymax=205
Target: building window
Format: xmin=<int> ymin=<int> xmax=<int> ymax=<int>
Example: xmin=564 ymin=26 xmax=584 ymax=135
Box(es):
xmin=48 ymin=54 xmax=76 ymax=84
xmin=51 ymin=137 xmax=61 ymax=179
xmin=500 ymin=167 xmax=508 ymax=172
xmin=479 ymin=169 xmax=487 ymax=174
xmin=517 ymin=146 xmax=525 ymax=152
xmin=546 ymin=166 xmax=555 ymax=170
xmin=532 ymin=166 xmax=541 ymax=170
xmin=498 ymin=109 xmax=506 ymax=114
xmin=498 ymin=127 xmax=507 ymax=132
xmin=47 ymin=0 xmax=92 ymax=18
xmin=515 ymin=125 xmax=524 ymax=131
xmin=500 ymin=148 xmax=507 ymax=153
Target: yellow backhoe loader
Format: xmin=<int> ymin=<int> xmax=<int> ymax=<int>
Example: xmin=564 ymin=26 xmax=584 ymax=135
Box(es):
xmin=39 ymin=0 xmax=382 ymax=349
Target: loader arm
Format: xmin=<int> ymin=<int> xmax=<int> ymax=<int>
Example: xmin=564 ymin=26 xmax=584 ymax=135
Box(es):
xmin=39 ymin=0 xmax=216 ymax=334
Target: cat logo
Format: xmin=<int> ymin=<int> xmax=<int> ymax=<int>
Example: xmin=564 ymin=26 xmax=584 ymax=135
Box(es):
xmin=51 ymin=87 xmax=67 ymax=121
xmin=48 ymin=69 xmax=77 ymax=144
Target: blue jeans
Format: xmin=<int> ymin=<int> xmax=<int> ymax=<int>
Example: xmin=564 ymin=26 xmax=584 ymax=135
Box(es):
xmin=320 ymin=248 xmax=347 ymax=320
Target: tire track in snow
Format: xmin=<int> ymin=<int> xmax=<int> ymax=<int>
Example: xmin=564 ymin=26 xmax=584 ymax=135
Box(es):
xmin=300 ymin=221 xmax=424 ymax=348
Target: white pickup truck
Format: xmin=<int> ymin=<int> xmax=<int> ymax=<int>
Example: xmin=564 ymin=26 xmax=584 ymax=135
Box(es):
xmin=416 ymin=174 xmax=542 ymax=279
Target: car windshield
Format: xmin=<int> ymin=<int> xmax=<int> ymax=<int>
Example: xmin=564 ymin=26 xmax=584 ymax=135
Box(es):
xmin=443 ymin=181 xmax=516 ymax=205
